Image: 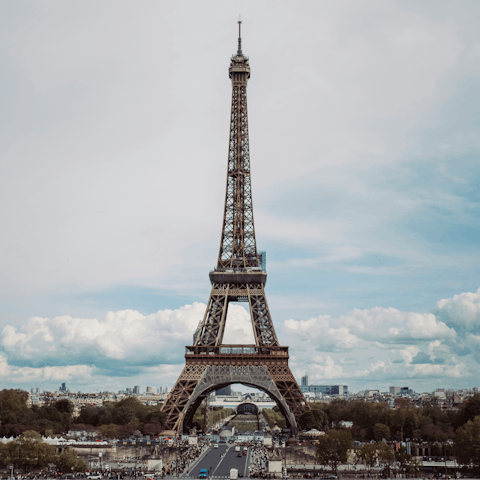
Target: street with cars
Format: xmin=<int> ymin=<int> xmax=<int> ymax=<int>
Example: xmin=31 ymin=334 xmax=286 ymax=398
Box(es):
xmin=185 ymin=444 xmax=249 ymax=479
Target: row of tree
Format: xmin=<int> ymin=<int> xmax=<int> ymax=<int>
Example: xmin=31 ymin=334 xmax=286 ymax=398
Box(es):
xmin=317 ymin=427 xmax=480 ymax=476
xmin=299 ymin=395 xmax=480 ymax=442
xmin=316 ymin=430 xmax=423 ymax=476
xmin=192 ymin=406 xmax=233 ymax=431
xmin=0 ymin=389 xmax=166 ymax=438
xmin=0 ymin=431 xmax=87 ymax=473
xmin=263 ymin=408 xmax=286 ymax=429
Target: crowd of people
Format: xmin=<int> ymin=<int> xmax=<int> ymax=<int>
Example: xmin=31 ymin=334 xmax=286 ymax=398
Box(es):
xmin=165 ymin=441 xmax=208 ymax=477
xmin=248 ymin=445 xmax=270 ymax=478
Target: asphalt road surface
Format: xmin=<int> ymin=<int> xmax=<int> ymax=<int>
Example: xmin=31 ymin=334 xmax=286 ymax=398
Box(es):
xmin=185 ymin=444 xmax=249 ymax=479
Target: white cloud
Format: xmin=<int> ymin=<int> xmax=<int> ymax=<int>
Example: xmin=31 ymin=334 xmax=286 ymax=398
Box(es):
xmin=0 ymin=287 xmax=479 ymax=391
xmin=0 ymin=354 xmax=93 ymax=382
xmin=284 ymin=306 xmax=455 ymax=357
xmin=433 ymin=287 xmax=480 ymax=332
xmin=412 ymin=362 xmax=467 ymax=379
xmin=0 ymin=303 xmax=254 ymax=370
xmin=310 ymin=355 xmax=344 ymax=379
xmin=283 ymin=292 xmax=476 ymax=390
xmin=400 ymin=346 xmax=419 ymax=365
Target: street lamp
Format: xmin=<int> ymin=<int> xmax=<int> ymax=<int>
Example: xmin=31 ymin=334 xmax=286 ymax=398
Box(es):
xmin=444 ymin=442 xmax=447 ymax=479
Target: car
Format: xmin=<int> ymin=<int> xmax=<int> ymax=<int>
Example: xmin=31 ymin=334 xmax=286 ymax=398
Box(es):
xmin=237 ymin=453 xmax=242 ymax=457
xmin=238 ymin=474 xmax=244 ymax=478
xmin=87 ymin=476 xmax=102 ymax=480
xmin=199 ymin=469 xmax=208 ymax=478
xmin=213 ymin=444 xmax=219 ymax=448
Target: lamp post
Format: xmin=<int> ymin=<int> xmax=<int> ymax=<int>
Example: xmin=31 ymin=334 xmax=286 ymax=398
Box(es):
xmin=444 ymin=442 xmax=447 ymax=479
xmin=453 ymin=442 xmax=457 ymax=480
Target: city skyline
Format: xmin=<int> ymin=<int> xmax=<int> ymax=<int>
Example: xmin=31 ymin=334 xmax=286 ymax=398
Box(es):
xmin=1 ymin=1 xmax=480 ymax=393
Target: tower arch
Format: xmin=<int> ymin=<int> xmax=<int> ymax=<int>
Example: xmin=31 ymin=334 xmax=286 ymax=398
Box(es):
xmin=181 ymin=367 xmax=297 ymax=432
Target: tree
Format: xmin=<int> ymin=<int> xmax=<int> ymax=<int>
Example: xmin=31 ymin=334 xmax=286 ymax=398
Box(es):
xmin=55 ymin=449 xmax=88 ymax=473
xmin=356 ymin=442 xmax=394 ymax=474
xmin=0 ymin=430 xmax=56 ymax=472
xmin=143 ymin=422 xmax=163 ymax=437
xmin=118 ymin=423 xmax=136 ymax=439
xmin=395 ymin=445 xmax=411 ymax=471
xmin=316 ymin=429 xmax=352 ymax=475
xmin=422 ymin=424 xmax=448 ymax=442
xmin=356 ymin=443 xmax=377 ymax=472
xmin=377 ymin=442 xmax=394 ymax=470
xmin=299 ymin=407 xmax=328 ymax=431
xmin=394 ymin=444 xmax=423 ymax=475
xmin=461 ymin=395 xmax=480 ymax=426
xmin=110 ymin=397 xmax=144 ymax=426
xmin=373 ymin=423 xmax=391 ymax=441
xmin=54 ymin=399 xmax=74 ymax=414
xmin=455 ymin=415 xmax=480 ymax=467
xmin=324 ymin=400 xmax=348 ymax=429
xmin=0 ymin=390 xmax=33 ymax=433
xmin=100 ymin=424 xmax=119 ymax=439
xmin=146 ymin=410 xmax=166 ymax=427
xmin=75 ymin=405 xmax=100 ymax=426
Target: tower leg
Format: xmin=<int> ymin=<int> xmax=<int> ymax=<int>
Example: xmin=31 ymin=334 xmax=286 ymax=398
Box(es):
xmin=162 ymin=364 xmax=206 ymax=433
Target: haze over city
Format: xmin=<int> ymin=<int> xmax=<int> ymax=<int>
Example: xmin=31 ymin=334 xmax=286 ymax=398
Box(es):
xmin=1 ymin=1 xmax=480 ymax=394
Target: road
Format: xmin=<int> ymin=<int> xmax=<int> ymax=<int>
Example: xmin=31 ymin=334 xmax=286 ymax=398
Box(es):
xmin=185 ymin=444 xmax=250 ymax=479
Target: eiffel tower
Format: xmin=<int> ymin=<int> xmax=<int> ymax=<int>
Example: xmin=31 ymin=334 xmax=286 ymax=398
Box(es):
xmin=161 ymin=21 xmax=309 ymax=434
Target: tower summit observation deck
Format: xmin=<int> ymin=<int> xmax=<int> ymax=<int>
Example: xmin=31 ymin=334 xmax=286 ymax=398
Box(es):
xmin=161 ymin=21 xmax=308 ymax=435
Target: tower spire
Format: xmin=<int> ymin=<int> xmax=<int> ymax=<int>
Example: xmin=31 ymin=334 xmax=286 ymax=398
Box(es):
xmin=237 ymin=15 xmax=242 ymax=55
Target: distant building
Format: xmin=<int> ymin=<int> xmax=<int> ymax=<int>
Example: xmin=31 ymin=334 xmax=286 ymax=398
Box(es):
xmin=59 ymin=383 xmax=67 ymax=392
xmin=216 ymin=385 xmax=232 ymax=396
xmin=300 ymin=385 xmax=348 ymax=396
xmin=146 ymin=386 xmax=154 ymax=394
xmin=133 ymin=386 xmax=141 ymax=395
xmin=390 ymin=386 xmax=401 ymax=396
xmin=301 ymin=375 xmax=309 ymax=386
xmin=258 ymin=251 xmax=266 ymax=272
xmin=400 ymin=387 xmax=413 ymax=396
xmin=434 ymin=388 xmax=446 ymax=398
xmin=126 ymin=387 xmax=133 ymax=394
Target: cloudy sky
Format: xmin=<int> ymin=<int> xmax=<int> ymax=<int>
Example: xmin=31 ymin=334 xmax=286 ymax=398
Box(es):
xmin=1 ymin=1 xmax=480 ymax=394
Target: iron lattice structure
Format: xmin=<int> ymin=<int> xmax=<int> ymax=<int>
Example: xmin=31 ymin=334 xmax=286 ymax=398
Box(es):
xmin=161 ymin=22 xmax=308 ymax=435
xmin=202 ymin=394 xmax=210 ymax=433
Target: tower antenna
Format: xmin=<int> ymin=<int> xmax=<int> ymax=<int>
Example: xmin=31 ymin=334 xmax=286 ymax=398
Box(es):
xmin=237 ymin=15 xmax=242 ymax=55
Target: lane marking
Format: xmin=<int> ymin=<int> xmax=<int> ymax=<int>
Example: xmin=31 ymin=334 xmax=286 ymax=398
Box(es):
xmin=243 ymin=447 xmax=250 ymax=478
xmin=210 ymin=444 xmax=231 ymax=477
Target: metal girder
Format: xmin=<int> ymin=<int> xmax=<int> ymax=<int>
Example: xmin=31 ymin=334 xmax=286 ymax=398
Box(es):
xmin=194 ymin=283 xmax=278 ymax=347
xmin=248 ymin=290 xmax=279 ymax=346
